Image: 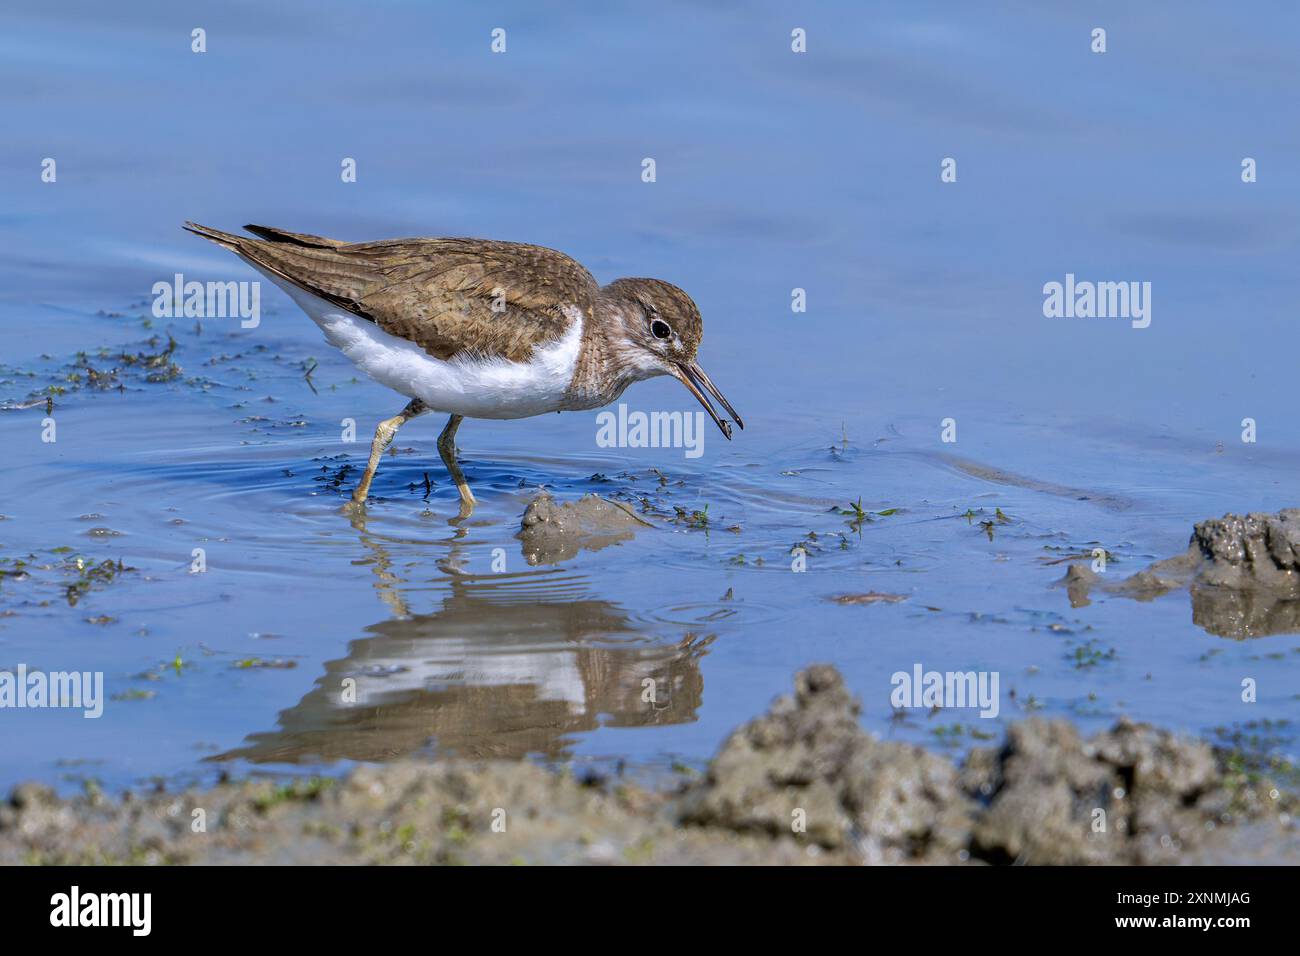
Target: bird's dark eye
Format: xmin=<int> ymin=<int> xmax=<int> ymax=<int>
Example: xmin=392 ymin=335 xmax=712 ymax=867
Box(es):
xmin=650 ymin=318 xmax=672 ymax=340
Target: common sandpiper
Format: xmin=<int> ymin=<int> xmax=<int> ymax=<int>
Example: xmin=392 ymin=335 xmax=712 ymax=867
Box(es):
xmin=184 ymin=223 xmax=743 ymax=515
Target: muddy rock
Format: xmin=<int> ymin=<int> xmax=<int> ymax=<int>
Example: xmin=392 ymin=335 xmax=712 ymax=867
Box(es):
xmin=965 ymin=720 xmax=1111 ymax=864
xmin=1192 ymin=509 xmax=1300 ymax=589
xmin=968 ymin=717 xmax=1288 ymax=865
xmin=677 ymin=665 xmax=974 ymax=862
xmin=517 ymin=491 xmax=652 ymax=565
xmin=679 ymin=667 xmax=1295 ymax=864
xmin=1059 ymin=508 xmax=1300 ymax=637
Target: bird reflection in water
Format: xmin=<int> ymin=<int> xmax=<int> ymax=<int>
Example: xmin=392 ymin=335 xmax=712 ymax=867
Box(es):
xmin=215 ymin=508 xmax=709 ymax=764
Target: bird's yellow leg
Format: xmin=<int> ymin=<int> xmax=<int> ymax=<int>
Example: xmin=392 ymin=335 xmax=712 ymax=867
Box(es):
xmin=437 ymin=414 xmax=475 ymax=517
xmin=351 ymin=398 xmax=426 ymax=505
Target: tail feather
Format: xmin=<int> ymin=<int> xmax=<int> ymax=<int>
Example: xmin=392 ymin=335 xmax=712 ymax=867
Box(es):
xmin=183 ymin=221 xmax=371 ymax=319
xmin=182 ymin=220 xmax=247 ymax=252
xmin=243 ymin=224 xmax=347 ymax=249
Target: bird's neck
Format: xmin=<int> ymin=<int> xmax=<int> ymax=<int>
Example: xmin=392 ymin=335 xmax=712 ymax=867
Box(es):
xmin=565 ymin=298 xmax=658 ymax=407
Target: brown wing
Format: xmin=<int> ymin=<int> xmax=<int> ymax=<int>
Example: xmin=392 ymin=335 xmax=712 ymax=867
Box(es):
xmin=183 ymin=223 xmax=598 ymax=362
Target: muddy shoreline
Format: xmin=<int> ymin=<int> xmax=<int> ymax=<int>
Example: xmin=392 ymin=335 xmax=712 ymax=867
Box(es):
xmin=3 ymin=666 xmax=1294 ymax=865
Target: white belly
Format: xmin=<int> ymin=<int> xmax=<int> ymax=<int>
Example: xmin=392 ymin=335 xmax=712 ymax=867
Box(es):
xmin=261 ymin=272 xmax=581 ymax=420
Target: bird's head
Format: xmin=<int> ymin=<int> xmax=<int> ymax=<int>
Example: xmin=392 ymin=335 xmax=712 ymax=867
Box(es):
xmin=602 ymin=277 xmax=744 ymax=439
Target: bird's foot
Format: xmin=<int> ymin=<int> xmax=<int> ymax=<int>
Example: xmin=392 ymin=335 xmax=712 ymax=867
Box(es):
xmin=454 ymin=484 xmax=476 ymax=521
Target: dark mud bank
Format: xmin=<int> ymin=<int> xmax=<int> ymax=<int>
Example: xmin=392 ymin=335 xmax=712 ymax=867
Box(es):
xmin=2 ymin=667 xmax=1294 ymax=865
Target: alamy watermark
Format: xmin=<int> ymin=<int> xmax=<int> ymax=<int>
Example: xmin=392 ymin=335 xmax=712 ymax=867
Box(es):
xmin=890 ymin=663 xmax=1000 ymax=718
xmin=1043 ymin=273 xmax=1150 ymax=329
xmin=596 ymin=403 xmax=705 ymax=459
xmin=152 ymin=273 xmax=260 ymax=328
xmin=50 ymin=886 xmax=150 ymax=936
xmin=0 ymin=664 xmax=104 ymax=718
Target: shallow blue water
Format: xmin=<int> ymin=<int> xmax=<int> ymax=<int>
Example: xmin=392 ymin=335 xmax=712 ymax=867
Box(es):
xmin=1 ymin=1 xmax=1297 ymax=792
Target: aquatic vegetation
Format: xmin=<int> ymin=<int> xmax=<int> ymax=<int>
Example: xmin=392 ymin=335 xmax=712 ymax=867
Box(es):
xmin=314 ymin=460 xmax=355 ymax=493
xmin=1 ymin=333 xmax=198 ymax=412
xmin=787 ymin=530 xmax=826 ymax=558
xmin=833 ymin=498 xmax=898 ymax=533
xmin=829 ymin=592 xmax=907 ymax=606
xmin=0 ymin=550 xmax=136 ymax=609
xmin=110 ymin=689 xmax=156 ymax=702
xmin=673 ymin=505 xmax=709 ymax=529
xmin=232 ymin=658 xmax=298 ymax=670
xmin=839 ymin=497 xmax=868 ymax=522
xmin=73 ymin=335 xmax=183 ymax=387
xmin=930 ymin=723 xmax=998 ymax=747
xmin=1212 ymin=720 xmax=1299 ymax=792
xmin=251 ymin=776 xmax=333 ymax=811
xmin=1069 ymin=640 xmax=1117 ymax=670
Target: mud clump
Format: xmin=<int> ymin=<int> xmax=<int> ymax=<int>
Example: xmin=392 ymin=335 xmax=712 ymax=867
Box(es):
xmin=1192 ymin=509 xmax=1300 ymax=589
xmin=678 ymin=665 xmax=973 ymax=862
xmin=1060 ymin=508 xmax=1300 ymax=637
xmin=678 ymin=667 xmax=1295 ymax=864
xmin=1 ymin=667 xmax=1295 ymax=865
xmin=517 ymin=491 xmax=652 ymax=565
xmin=966 ymin=719 xmax=1235 ymax=864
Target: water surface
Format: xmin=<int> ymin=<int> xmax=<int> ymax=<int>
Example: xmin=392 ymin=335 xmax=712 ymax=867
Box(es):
xmin=2 ymin=0 xmax=1298 ymax=792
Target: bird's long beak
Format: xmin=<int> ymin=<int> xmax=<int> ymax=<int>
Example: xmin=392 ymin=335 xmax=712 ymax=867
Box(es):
xmin=672 ymin=360 xmax=744 ymax=440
